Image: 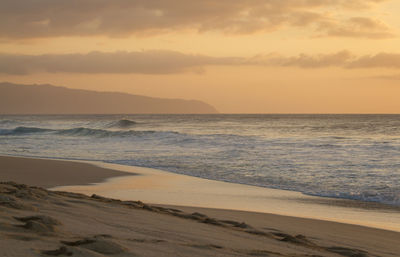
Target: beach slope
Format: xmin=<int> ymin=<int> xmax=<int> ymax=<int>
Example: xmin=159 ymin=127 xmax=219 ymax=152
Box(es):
xmin=2 ymin=182 xmax=399 ymax=257
xmin=1 ymin=156 xmax=400 ymax=256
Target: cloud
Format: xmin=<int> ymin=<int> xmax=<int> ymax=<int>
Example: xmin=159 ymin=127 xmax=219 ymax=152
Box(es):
xmin=316 ymin=17 xmax=394 ymax=39
xmin=0 ymin=50 xmax=240 ymax=75
xmin=347 ymin=53 xmax=400 ymax=68
xmin=245 ymin=51 xmax=354 ymax=68
xmin=244 ymin=51 xmax=400 ymax=69
xmin=2 ymin=50 xmax=400 ymax=75
xmin=0 ymin=0 xmax=392 ymax=39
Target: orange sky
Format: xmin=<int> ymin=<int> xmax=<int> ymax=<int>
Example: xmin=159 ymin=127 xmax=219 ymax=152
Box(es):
xmin=1 ymin=0 xmax=400 ymax=113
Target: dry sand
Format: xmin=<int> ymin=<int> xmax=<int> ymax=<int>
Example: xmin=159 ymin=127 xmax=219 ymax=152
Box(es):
xmin=1 ymin=156 xmax=400 ymax=256
xmin=0 ymin=156 xmax=134 ymax=188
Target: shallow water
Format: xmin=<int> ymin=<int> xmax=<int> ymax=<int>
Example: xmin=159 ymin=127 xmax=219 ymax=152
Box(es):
xmin=54 ymin=161 xmax=400 ymax=233
xmin=1 ymin=114 xmax=399 ymax=206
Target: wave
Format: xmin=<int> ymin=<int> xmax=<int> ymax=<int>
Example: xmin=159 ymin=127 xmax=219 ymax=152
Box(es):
xmin=303 ymin=190 xmax=400 ymax=207
xmin=108 ymin=119 xmax=137 ymax=129
xmin=0 ymin=119 xmax=17 ymax=125
xmin=0 ymin=126 xmax=180 ymax=138
xmin=57 ymin=127 xmax=182 ymax=138
xmin=0 ymin=126 xmax=54 ymax=135
xmin=57 ymin=127 xmax=116 ymax=137
xmin=56 ymin=127 xmax=145 ymax=137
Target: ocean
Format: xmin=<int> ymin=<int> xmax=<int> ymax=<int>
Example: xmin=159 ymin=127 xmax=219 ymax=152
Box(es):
xmin=0 ymin=114 xmax=399 ymax=206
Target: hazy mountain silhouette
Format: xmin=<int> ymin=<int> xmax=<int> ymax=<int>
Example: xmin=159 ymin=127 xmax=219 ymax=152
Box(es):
xmin=0 ymin=82 xmax=218 ymax=114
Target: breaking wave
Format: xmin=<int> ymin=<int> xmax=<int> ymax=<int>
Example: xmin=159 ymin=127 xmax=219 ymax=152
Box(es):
xmin=0 ymin=126 xmax=179 ymax=138
xmin=0 ymin=126 xmax=53 ymax=135
xmin=1 ymin=114 xmax=400 ymax=207
xmin=108 ymin=119 xmax=137 ymax=129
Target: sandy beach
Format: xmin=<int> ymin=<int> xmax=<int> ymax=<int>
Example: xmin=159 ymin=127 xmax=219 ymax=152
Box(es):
xmin=1 ymin=156 xmax=400 ymax=256
xmin=0 ymin=156 xmax=133 ymax=188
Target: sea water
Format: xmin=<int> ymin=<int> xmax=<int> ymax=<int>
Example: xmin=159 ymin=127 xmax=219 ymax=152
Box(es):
xmin=0 ymin=114 xmax=399 ymax=206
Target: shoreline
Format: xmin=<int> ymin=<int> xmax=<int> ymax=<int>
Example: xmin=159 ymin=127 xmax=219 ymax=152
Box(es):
xmin=1 ymin=155 xmax=400 ymax=233
xmin=3 ymin=182 xmax=400 ymax=256
xmin=1 ymin=155 xmax=400 ymax=256
xmin=2 ymin=153 xmax=398 ymax=210
xmin=57 ymin=159 xmax=400 ymax=233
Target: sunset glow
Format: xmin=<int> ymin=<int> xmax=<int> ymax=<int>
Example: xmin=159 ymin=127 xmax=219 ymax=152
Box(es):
xmin=1 ymin=0 xmax=400 ymax=113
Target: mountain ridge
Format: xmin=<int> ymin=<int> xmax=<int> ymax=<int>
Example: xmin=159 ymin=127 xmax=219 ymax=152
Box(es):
xmin=0 ymin=82 xmax=218 ymax=114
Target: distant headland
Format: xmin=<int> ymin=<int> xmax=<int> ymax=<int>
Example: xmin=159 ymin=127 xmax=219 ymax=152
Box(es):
xmin=0 ymin=82 xmax=218 ymax=114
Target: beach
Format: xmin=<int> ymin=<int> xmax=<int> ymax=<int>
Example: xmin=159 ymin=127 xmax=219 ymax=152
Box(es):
xmin=1 ymin=156 xmax=399 ymax=257
xmin=3 ymin=0 xmax=400 ymax=255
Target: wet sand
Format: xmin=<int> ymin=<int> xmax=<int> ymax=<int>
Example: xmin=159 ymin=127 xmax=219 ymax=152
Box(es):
xmin=55 ymin=160 xmax=400 ymax=232
xmin=1 ymin=182 xmax=400 ymax=257
xmin=1 ymin=156 xmax=400 ymax=256
xmin=0 ymin=156 xmax=133 ymax=188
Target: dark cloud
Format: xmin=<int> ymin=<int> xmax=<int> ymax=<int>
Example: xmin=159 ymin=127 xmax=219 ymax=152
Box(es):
xmin=1 ymin=50 xmax=400 ymax=75
xmin=0 ymin=0 xmax=391 ymax=38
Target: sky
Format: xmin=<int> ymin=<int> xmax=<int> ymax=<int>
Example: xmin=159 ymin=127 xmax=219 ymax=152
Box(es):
xmin=1 ymin=0 xmax=400 ymax=113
